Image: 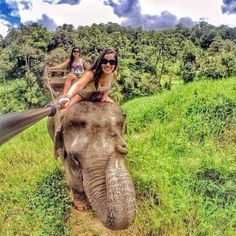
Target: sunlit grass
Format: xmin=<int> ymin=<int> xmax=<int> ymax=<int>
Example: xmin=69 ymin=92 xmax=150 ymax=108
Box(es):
xmin=0 ymin=119 xmax=71 ymax=235
xmin=123 ymin=77 xmax=236 ymax=235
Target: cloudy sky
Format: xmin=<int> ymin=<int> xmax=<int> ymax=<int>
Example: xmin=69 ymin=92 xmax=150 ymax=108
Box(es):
xmin=0 ymin=0 xmax=236 ymax=37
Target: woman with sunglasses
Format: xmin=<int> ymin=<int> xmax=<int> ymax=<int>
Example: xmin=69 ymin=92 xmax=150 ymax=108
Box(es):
xmin=49 ymin=46 xmax=90 ymax=97
xmin=57 ymin=48 xmax=118 ymax=116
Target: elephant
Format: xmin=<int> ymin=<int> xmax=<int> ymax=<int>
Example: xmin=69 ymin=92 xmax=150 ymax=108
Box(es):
xmin=47 ymin=101 xmax=136 ymax=230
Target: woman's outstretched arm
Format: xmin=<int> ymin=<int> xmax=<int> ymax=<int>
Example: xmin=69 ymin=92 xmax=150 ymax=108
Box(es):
xmin=48 ymin=59 xmax=70 ymax=70
xmin=57 ymin=71 xmax=93 ymax=107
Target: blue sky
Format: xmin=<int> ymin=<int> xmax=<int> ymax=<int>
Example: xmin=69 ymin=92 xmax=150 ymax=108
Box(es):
xmin=0 ymin=0 xmax=236 ymax=37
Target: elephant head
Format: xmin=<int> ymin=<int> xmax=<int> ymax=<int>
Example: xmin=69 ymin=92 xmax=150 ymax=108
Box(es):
xmin=48 ymin=101 xmax=136 ymax=230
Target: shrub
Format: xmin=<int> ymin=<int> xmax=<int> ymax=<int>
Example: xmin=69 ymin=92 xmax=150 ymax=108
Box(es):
xmin=0 ymin=79 xmax=49 ymax=114
xmin=183 ymin=94 xmax=236 ymax=142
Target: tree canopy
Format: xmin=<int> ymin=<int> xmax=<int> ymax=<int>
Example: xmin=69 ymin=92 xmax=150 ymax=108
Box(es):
xmin=0 ymin=21 xmax=236 ymax=113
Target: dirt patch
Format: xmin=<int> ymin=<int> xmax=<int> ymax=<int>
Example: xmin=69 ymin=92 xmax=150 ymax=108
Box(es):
xmin=67 ymin=208 xmax=142 ymax=236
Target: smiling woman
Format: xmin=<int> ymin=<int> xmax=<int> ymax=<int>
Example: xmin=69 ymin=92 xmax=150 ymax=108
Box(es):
xmin=48 ymin=46 xmax=90 ymax=97
xmin=57 ymin=48 xmax=118 ymax=117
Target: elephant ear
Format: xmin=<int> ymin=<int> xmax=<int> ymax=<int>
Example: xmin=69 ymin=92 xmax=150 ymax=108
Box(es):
xmin=122 ymin=112 xmax=127 ymax=135
xmin=54 ymin=125 xmax=67 ymax=159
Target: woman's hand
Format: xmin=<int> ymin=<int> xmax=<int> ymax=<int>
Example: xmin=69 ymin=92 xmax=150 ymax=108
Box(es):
xmin=57 ymin=95 xmax=71 ymax=108
xmin=47 ymin=67 xmax=54 ymax=71
xmin=101 ymin=96 xmax=115 ymax=104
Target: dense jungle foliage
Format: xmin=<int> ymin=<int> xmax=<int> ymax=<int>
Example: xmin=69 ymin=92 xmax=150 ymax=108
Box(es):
xmin=0 ymin=21 xmax=236 ymax=113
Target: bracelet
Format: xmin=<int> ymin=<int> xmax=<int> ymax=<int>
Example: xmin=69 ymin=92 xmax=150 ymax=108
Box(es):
xmin=65 ymin=95 xmax=72 ymax=101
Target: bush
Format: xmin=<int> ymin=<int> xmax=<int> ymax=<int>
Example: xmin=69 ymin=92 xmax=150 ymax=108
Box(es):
xmin=198 ymin=56 xmax=228 ymax=79
xmin=181 ymin=62 xmax=196 ymax=83
xmin=29 ymin=169 xmax=71 ymax=235
xmin=183 ymin=94 xmax=236 ymax=142
xmin=0 ymin=79 xmax=49 ymax=114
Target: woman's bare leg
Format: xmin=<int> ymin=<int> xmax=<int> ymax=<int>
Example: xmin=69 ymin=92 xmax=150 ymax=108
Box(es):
xmin=60 ymin=95 xmax=84 ymax=118
xmin=62 ymin=73 xmax=78 ymax=96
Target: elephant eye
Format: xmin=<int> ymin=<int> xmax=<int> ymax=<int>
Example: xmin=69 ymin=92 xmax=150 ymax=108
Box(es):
xmin=77 ymin=120 xmax=86 ymax=128
xmin=70 ymin=154 xmax=81 ymax=166
xmin=109 ymin=129 xmax=117 ymax=137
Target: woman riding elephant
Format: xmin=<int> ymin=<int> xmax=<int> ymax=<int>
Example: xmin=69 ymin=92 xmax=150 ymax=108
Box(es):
xmin=57 ymin=48 xmax=118 ymax=117
xmin=49 ymin=48 xmax=136 ymax=230
xmin=49 ymin=46 xmax=90 ymax=97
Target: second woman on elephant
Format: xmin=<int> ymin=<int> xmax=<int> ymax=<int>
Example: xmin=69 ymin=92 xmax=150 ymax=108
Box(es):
xmin=57 ymin=48 xmax=118 ymax=115
xmin=49 ymin=46 xmax=90 ymax=97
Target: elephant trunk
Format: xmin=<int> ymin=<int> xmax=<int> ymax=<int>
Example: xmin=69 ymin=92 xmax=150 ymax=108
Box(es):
xmin=83 ymin=157 xmax=136 ymax=230
xmin=106 ymin=158 xmax=136 ymax=229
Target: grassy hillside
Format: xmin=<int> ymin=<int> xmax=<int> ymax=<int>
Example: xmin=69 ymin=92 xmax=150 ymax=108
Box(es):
xmin=0 ymin=120 xmax=71 ymax=235
xmin=0 ymin=77 xmax=236 ymax=235
xmin=123 ymin=77 xmax=236 ymax=235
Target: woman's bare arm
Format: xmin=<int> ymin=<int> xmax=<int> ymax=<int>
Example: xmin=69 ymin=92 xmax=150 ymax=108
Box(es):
xmin=83 ymin=59 xmax=91 ymax=70
xmin=49 ymin=59 xmax=70 ymax=70
xmin=66 ymin=71 xmax=93 ymax=97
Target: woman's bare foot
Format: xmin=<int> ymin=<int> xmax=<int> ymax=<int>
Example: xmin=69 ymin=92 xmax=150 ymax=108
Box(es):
xmin=59 ymin=95 xmax=83 ymax=119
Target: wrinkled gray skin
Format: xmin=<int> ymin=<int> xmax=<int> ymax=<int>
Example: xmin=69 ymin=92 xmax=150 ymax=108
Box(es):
xmin=48 ymin=101 xmax=136 ymax=230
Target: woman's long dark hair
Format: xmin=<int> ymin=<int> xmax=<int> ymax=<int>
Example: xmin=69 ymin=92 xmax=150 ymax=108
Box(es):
xmin=68 ymin=47 xmax=81 ymax=71
xmin=89 ymin=48 xmax=118 ymax=89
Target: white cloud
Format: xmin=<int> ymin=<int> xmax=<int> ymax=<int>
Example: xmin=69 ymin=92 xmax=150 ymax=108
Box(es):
xmin=0 ymin=20 xmax=10 ymax=37
xmin=17 ymin=0 xmax=121 ymax=28
xmin=1 ymin=0 xmax=236 ymax=38
xmin=140 ymin=0 xmax=236 ymax=27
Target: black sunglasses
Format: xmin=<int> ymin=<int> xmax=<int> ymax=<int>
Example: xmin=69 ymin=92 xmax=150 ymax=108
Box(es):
xmin=101 ymin=58 xmax=116 ymax=65
xmin=73 ymin=50 xmax=80 ymax=53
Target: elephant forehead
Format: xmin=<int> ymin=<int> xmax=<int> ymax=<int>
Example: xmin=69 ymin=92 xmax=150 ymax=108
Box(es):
xmin=64 ymin=114 xmax=121 ymax=129
xmin=84 ymin=114 xmax=119 ymax=127
xmin=64 ymin=102 xmax=123 ymax=125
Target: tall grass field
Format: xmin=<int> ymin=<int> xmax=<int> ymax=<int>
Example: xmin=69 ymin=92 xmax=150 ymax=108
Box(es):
xmin=0 ymin=78 xmax=236 ymax=235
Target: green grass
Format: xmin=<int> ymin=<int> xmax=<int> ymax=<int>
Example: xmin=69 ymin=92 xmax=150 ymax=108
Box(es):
xmin=0 ymin=120 xmax=71 ymax=235
xmin=123 ymin=77 xmax=236 ymax=235
xmin=0 ymin=77 xmax=236 ymax=235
